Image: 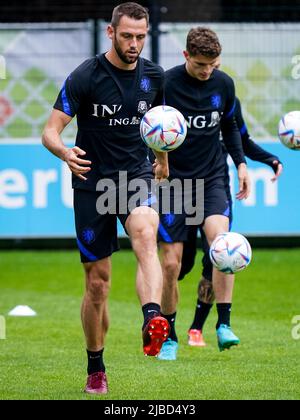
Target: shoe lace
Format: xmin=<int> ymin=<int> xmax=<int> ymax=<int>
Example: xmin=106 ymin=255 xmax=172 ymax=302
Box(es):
xmin=220 ymin=324 xmax=231 ymax=331
xmin=162 ymin=340 xmax=176 ymax=355
xmin=90 ymin=372 xmax=104 ymax=386
xmin=190 ymin=329 xmax=201 ymax=339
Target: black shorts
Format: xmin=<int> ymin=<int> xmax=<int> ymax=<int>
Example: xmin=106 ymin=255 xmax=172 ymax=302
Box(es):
xmin=178 ymin=195 xmax=233 ymax=281
xmin=74 ymin=177 xmax=156 ymax=263
xmin=158 ymin=177 xmax=231 ymax=244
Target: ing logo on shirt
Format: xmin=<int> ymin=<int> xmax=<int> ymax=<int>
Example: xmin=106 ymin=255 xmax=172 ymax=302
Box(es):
xmin=92 ymin=104 xmax=122 ymax=118
xmin=186 ymin=111 xmax=220 ymax=129
xmin=211 ymin=94 xmax=221 ymax=109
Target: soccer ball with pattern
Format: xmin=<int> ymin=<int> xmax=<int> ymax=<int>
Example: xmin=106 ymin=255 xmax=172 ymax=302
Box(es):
xmin=140 ymin=105 xmax=187 ymax=152
xmin=209 ymin=232 xmax=252 ymax=274
xmin=278 ymin=110 xmax=300 ymax=150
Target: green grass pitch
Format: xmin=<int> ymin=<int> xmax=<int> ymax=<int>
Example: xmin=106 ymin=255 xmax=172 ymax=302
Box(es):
xmin=0 ymin=249 xmax=300 ymax=400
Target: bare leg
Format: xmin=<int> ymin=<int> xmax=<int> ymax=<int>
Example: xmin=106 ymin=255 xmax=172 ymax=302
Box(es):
xmin=202 ymin=215 xmax=234 ymax=303
xmin=81 ymin=258 xmax=111 ymax=351
xmin=212 ymin=269 xmax=234 ymax=303
xmin=154 ymin=241 xmax=183 ymax=357
xmin=126 ymin=207 xmax=169 ymax=356
xmin=126 ymin=207 xmax=162 ymax=305
xmin=160 ymin=242 xmax=183 ymax=315
xmin=202 ymin=215 xmax=240 ymax=350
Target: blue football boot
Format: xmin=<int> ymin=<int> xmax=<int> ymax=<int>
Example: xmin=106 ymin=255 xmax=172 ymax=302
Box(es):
xmin=157 ymin=339 xmax=178 ymax=360
xmin=217 ymin=324 xmax=240 ymax=352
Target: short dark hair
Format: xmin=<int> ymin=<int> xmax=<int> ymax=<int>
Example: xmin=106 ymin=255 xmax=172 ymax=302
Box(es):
xmin=186 ymin=27 xmax=222 ymax=58
xmin=111 ymin=2 xmax=149 ymax=28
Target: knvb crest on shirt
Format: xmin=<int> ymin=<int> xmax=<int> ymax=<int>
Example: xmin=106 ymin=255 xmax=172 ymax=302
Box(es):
xmin=140 ymin=76 xmax=151 ymax=93
xmin=138 ymin=101 xmax=148 ymax=114
xmin=211 ymin=94 xmax=221 ymax=109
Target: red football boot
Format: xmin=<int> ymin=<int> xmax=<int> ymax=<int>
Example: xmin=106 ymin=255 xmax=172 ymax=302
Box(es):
xmin=84 ymin=371 xmax=108 ymax=395
xmin=143 ymin=316 xmax=170 ymax=356
xmin=188 ymin=329 xmax=207 ymax=347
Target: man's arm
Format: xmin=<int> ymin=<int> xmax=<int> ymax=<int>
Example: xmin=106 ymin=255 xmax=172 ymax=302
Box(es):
xmin=235 ymin=97 xmax=283 ymax=182
xmin=221 ymin=78 xmax=250 ymax=200
xmin=42 ymin=109 xmax=91 ymax=181
xmin=242 ymin=136 xmax=283 ymax=182
xmin=152 ymin=151 xmax=169 ymax=182
xmin=150 ymin=68 xmax=169 ymax=181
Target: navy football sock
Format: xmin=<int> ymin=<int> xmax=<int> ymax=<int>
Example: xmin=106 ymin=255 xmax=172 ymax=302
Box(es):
xmin=216 ymin=303 xmax=232 ymax=329
xmin=87 ymin=348 xmax=105 ymax=375
xmin=161 ymin=312 xmax=178 ymax=342
xmin=142 ymin=302 xmax=160 ymax=330
xmin=190 ymin=300 xmax=213 ymax=331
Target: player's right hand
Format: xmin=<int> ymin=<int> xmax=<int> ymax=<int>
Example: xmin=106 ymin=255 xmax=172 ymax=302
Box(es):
xmin=270 ymin=160 xmax=283 ymax=182
xmin=236 ymin=163 xmax=251 ymax=200
xmin=62 ymin=146 xmax=92 ymax=181
xmin=152 ymin=158 xmax=169 ymax=182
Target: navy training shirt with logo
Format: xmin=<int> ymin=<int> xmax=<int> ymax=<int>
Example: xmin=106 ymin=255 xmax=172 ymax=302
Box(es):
xmin=54 ymin=54 xmax=164 ymax=190
xmin=164 ymin=65 xmax=246 ymax=180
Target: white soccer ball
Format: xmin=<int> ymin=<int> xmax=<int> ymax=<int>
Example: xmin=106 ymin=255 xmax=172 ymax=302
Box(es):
xmin=278 ymin=110 xmax=300 ymax=150
xmin=140 ymin=105 xmax=187 ymax=152
xmin=209 ymin=232 xmax=252 ymax=274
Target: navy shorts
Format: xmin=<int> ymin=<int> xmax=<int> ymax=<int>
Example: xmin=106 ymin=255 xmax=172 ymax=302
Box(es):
xmin=158 ymin=176 xmax=231 ymax=244
xmin=74 ymin=177 xmax=156 ymax=263
xmin=178 ymin=193 xmax=233 ymax=281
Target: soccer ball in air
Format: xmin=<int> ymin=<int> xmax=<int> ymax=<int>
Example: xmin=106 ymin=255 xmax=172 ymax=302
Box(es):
xmin=209 ymin=232 xmax=252 ymax=274
xmin=278 ymin=110 xmax=300 ymax=150
xmin=140 ymin=105 xmax=187 ymax=152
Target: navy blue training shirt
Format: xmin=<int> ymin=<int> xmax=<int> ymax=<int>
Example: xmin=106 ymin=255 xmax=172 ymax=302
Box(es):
xmin=54 ymin=54 xmax=164 ymax=190
xmin=164 ymin=65 xmax=246 ymax=180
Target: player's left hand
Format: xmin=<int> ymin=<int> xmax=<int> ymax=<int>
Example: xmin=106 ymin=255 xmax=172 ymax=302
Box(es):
xmin=153 ymin=159 xmax=169 ymax=182
xmin=236 ymin=163 xmax=251 ymax=200
xmin=270 ymin=160 xmax=283 ymax=182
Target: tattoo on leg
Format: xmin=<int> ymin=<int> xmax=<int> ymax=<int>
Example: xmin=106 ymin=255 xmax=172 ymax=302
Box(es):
xmin=198 ymin=277 xmax=215 ymax=304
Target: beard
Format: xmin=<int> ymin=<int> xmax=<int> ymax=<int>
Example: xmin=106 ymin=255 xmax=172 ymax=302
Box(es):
xmin=114 ymin=36 xmax=140 ymax=64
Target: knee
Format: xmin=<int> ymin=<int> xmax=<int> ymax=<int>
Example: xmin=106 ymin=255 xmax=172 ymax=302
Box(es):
xmin=163 ymin=255 xmax=182 ymax=282
xmin=133 ymin=226 xmax=157 ymax=255
xmin=85 ymin=264 xmax=111 ymax=303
